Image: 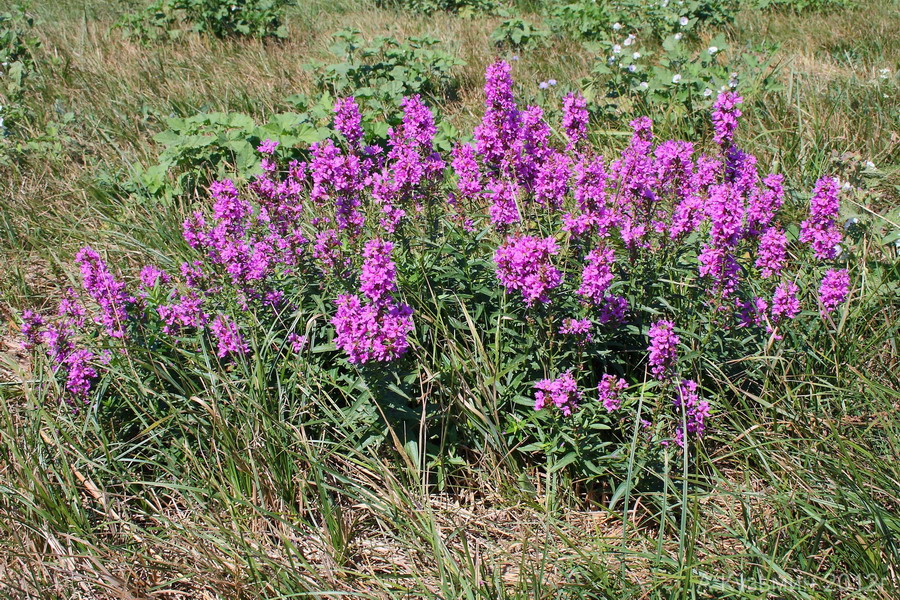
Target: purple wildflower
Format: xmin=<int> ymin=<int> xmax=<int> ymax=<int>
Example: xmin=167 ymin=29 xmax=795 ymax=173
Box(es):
xmin=474 ymin=61 xmax=520 ymax=167
xmin=560 ymin=317 xmax=592 ymax=343
xmin=673 ymin=379 xmax=710 ymax=446
xmin=332 ymin=294 xmax=414 ymax=364
xmin=597 ymin=374 xmax=628 ymax=412
xmin=334 ymin=97 xmax=364 ymax=149
xmin=21 ymin=310 xmax=44 ymax=350
xmin=452 ymin=144 xmax=482 ymax=199
xmin=818 ymin=268 xmax=850 ymax=315
xmin=360 ymin=238 xmax=398 ymax=305
xmin=487 ymin=179 xmax=521 ymax=227
xmin=771 ymin=281 xmax=801 ymax=322
xmin=210 ymin=315 xmax=249 ymax=358
xmin=64 ymin=349 xmax=97 ymax=400
xmin=534 ymin=370 xmax=581 ymax=416
xmin=75 ymin=246 xmax=134 ymax=339
xmin=561 ymin=92 xmax=589 ymax=149
xmin=577 ymin=246 xmax=615 ymax=305
xmin=257 ymin=139 xmax=279 ymax=155
xmin=755 ymin=227 xmax=787 ymax=279
xmin=711 ymin=91 xmax=743 ymax=146
xmin=139 ymin=265 xmax=170 ymax=291
xmin=647 ymin=319 xmax=679 ymax=381
xmin=598 ymin=295 xmax=629 ymax=324
xmin=799 ymin=177 xmax=842 ymax=260
xmin=494 ymin=235 xmax=562 ymax=306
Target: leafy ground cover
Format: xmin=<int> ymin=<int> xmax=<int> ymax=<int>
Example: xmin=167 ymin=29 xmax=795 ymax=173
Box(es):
xmin=1 ymin=0 xmax=898 ymax=598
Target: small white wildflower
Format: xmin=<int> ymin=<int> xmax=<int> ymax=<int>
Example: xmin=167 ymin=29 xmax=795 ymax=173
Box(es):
xmin=628 ymin=64 xmax=637 ymax=72
xmin=539 ymin=81 xmax=549 ymax=89
xmin=674 ymin=32 xmax=683 ymax=41
xmin=703 ymin=88 xmax=712 ymax=97
xmin=608 ymin=56 xmax=617 ymax=64
xmin=662 ymin=0 xmax=669 ymax=6
xmin=612 ymin=22 xmax=623 ymax=31
xmin=844 ymin=217 xmax=859 ymax=229
xmin=679 ymin=16 xmax=689 ymax=26
xmin=840 ymin=180 xmax=853 ymax=192
xmin=511 ymin=55 xmax=520 ymax=61
xmin=612 ymin=44 xmax=622 ymax=54
xmin=865 ymin=160 xmax=875 ymax=170
xmin=633 ymin=52 xmax=641 ymax=60
xmin=720 ymin=85 xmax=728 ymax=92
xmin=708 ymin=46 xmax=718 ymax=55
xmin=624 ymin=34 xmax=636 ymax=46
xmin=639 ymin=81 xmax=649 ymax=90
xmin=878 ymin=68 xmax=890 ymax=79
xmin=672 ymin=74 xmax=682 ymax=84
xmin=548 ymin=79 xmax=557 ymax=86
xmin=729 ymin=79 xmax=738 ymax=88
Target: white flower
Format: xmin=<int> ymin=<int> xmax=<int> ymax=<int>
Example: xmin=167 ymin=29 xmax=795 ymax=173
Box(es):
xmin=879 ymin=68 xmax=891 ymax=79
xmin=844 ymin=217 xmax=859 ymax=229
xmin=612 ymin=22 xmax=623 ymax=31
xmin=639 ymin=81 xmax=649 ymax=90
xmin=703 ymin=88 xmax=712 ymax=97
xmin=679 ymin=16 xmax=689 ymax=26
xmin=729 ymin=78 xmax=738 ymax=88
xmin=624 ymin=34 xmax=636 ymax=46
xmin=672 ymin=74 xmax=682 ymax=84
xmin=0 ymin=116 xmax=4 ymax=129
xmin=865 ymin=160 xmax=875 ymax=169
xmin=708 ymin=46 xmax=718 ymax=55
xmin=548 ymin=79 xmax=557 ymax=86
xmin=539 ymin=81 xmax=549 ymax=89
xmin=628 ymin=65 xmax=637 ymax=72
xmin=632 ymin=52 xmax=641 ymax=60
xmin=608 ymin=56 xmax=617 ymax=64
xmin=674 ymin=33 xmax=683 ymax=41
xmin=661 ymin=0 xmax=669 ymax=6
xmin=612 ymin=44 xmax=622 ymax=54
xmin=511 ymin=55 xmax=520 ymax=61
xmin=719 ymin=85 xmax=728 ymax=92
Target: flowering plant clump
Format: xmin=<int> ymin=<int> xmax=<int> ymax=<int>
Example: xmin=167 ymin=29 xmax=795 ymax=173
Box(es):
xmin=20 ymin=61 xmax=854 ymax=478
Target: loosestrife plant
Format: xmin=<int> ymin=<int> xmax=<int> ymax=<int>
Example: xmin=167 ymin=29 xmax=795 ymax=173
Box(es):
xmin=21 ymin=61 xmax=851 ymax=474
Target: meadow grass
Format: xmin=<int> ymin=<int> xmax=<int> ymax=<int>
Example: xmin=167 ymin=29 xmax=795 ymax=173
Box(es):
xmin=0 ymin=0 xmax=898 ymax=598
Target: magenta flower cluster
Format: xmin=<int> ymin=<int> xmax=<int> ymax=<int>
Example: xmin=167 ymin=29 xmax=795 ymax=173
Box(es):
xmin=673 ymin=379 xmax=710 ymax=447
xmin=647 ymin=319 xmax=680 ymax=381
xmin=494 ymin=235 xmax=562 ymax=306
xmin=534 ymin=370 xmax=581 ymax=416
xmin=597 ymin=374 xmax=628 ymax=412
xmin=332 ymin=238 xmax=414 ymax=364
xmin=818 ymin=269 xmax=850 ymax=316
xmin=800 ymin=177 xmax=842 ymax=260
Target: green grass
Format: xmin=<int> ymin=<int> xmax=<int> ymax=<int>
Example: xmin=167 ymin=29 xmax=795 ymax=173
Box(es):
xmin=1 ymin=0 xmax=899 ymax=598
